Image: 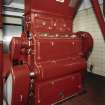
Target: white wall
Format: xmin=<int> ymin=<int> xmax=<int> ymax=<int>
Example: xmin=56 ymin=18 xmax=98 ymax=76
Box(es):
xmin=0 ymin=29 xmax=3 ymax=41
xmin=4 ymin=16 xmax=22 ymax=25
xmin=3 ymin=15 xmax=22 ymax=52
xmin=3 ymin=25 xmax=22 ymax=52
xmin=3 ymin=16 xmax=22 ymax=52
xmin=73 ymin=5 xmax=105 ymax=76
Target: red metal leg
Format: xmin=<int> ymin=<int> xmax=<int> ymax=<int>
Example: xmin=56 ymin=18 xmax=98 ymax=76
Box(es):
xmin=91 ymin=0 xmax=105 ymax=40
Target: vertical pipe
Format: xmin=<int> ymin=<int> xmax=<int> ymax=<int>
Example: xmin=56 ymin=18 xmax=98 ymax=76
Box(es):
xmin=0 ymin=41 xmax=3 ymax=105
xmin=91 ymin=0 xmax=105 ymax=40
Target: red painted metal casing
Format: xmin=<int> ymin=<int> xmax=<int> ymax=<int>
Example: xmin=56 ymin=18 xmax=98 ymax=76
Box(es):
xmin=0 ymin=41 xmax=3 ymax=105
xmin=10 ymin=64 xmax=30 ymax=105
xmin=76 ymin=31 xmax=93 ymax=59
xmin=5 ymin=0 xmax=93 ymax=105
xmin=25 ymin=0 xmax=77 ymax=18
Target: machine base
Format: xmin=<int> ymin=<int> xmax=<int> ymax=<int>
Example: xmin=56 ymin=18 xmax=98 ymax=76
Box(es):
xmin=35 ymin=72 xmax=84 ymax=105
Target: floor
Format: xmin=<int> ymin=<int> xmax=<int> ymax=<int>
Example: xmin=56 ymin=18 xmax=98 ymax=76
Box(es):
xmin=60 ymin=73 xmax=105 ymax=105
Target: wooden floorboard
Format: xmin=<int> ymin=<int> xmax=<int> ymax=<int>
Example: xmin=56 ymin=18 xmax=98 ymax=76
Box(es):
xmin=60 ymin=73 xmax=105 ymax=105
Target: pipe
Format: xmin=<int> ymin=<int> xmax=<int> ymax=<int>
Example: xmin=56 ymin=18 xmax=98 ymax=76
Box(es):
xmin=91 ymin=0 xmax=105 ymax=40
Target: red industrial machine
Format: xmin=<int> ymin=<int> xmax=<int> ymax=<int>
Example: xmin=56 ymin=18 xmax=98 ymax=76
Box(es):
xmin=3 ymin=0 xmax=94 ymax=105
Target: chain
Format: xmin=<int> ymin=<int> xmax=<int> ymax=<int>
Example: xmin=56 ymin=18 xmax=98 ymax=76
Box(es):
xmin=27 ymin=72 xmax=35 ymax=105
